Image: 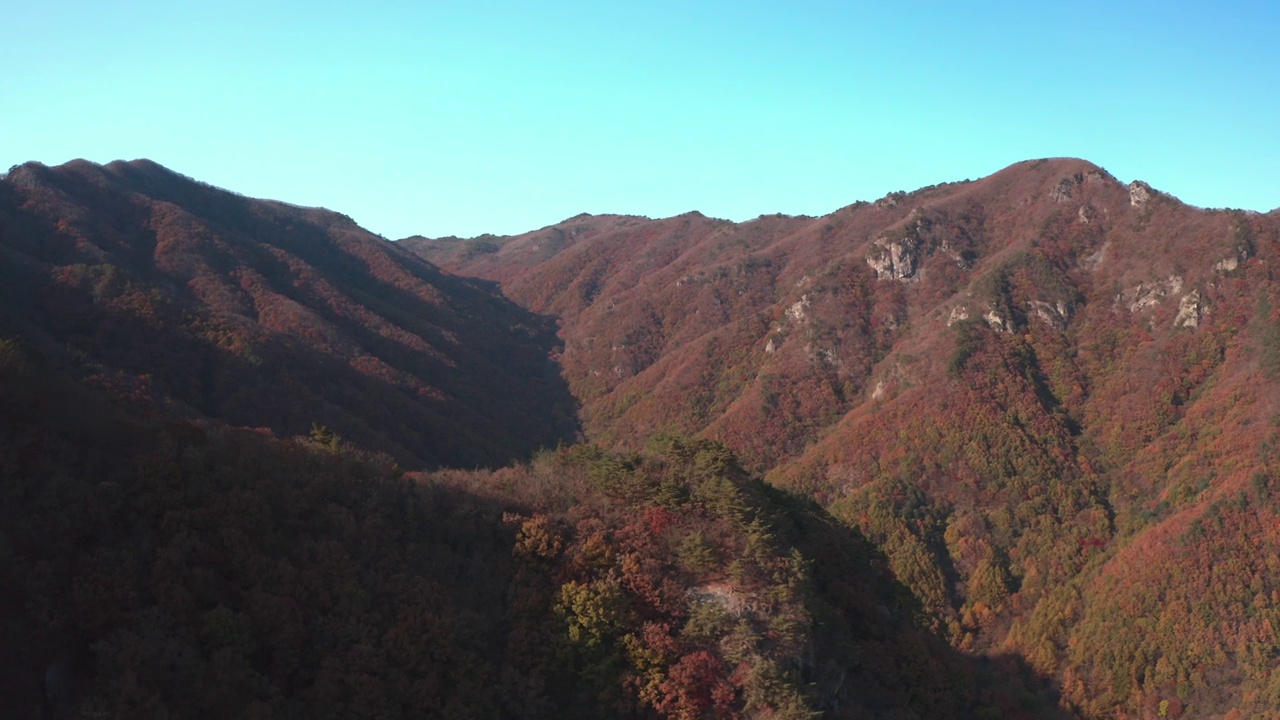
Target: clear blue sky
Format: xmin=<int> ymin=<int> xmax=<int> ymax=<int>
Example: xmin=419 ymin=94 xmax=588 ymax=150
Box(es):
xmin=4 ymin=1 xmax=1277 ymax=238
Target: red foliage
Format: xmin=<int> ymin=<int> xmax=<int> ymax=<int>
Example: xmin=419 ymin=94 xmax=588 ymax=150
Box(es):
xmin=654 ymin=651 xmax=737 ymax=720
xmin=645 ymin=505 xmax=675 ymax=535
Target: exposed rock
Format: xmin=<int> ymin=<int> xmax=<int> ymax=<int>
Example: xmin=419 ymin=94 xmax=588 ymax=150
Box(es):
xmin=764 ymin=337 xmax=779 ymax=354
xmin=871 ymin=380 xmax=887 ymax=401
xmin=947 ymin=305 xmax=971 ymax=327
xmin=1085 ymin=169 xmax=1108 ymax=185
xmin=874 ymin=191 xmax=905 ymax=209
xmin=1129 ymin=181 xmax=1153 ymax=208
xmin=939 ymin=238 xmax=969 ymax=267
xmin=984 ymin=309 xmax=1010 ymax=333
xmin=866 ymin=233 xmax=920 ymax=281
xmin=1027 ymin=300 xmax=1071 ymax=331
xmin=1077 ymin=206 xmax=1093 ymax=224
xmin=1175 ymin=290 xmax=1204 ymax=328
xmin=944 ymin=249 xmax=967 ymax=268
xmin=1214 ymin=244 xmax=1250 ymax=273
xmin=804 ymin=343 xmax=842 ymax=366
xmin=786 ymin=294 xmax=811 ymax=323
xmin=1119 ymin=275 xmax=1183 ymax=313
xmin=1050 ymin=175 xmax=1081 ymax=203
xmin=688 ymin=582 xmax=747 ymax=616
xmin=1214 ymin=256 xmax=1240 ymax=273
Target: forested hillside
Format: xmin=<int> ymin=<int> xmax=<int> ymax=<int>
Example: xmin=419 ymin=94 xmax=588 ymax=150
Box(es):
xmin=0 ymin=159 xmax=576 ymax=470
xmin=0 ymin=159 xmax=1076 ymax=719
xmin=410 ymin=158 xmax=1280 ymax=718
xmin=8 ymin=156 xmax=1280 ymax=717
xmin=0 ymin=337 xmax=1065 ymax=718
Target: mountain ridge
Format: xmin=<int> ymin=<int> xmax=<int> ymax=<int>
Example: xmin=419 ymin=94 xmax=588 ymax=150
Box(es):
xmin=407 ymin=156 xmax=1280 ymax=718
xmin=7 ymin=155 xmax=1280 ymax=717
xmin=0 ymin=157 xmax=579 ymax=469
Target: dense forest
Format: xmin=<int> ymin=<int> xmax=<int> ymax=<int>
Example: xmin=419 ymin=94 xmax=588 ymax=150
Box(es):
xmin=0 ymin=337 xmax=1065 ymax=718
xmin=5 ymin=157 xmax=1280 ymax=717
xmin=413 ymin=158 xmax=1280 ymax=719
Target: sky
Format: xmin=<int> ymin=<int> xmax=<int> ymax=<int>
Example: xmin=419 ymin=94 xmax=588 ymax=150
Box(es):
xmin=3 ymin=1 xmax=1278 ymax=239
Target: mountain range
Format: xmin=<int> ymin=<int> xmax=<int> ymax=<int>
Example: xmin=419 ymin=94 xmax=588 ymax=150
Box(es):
xmin=4 ymin=157 xmax=1280 ymax=719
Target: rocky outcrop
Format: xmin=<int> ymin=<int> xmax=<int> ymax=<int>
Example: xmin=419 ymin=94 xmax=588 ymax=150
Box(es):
xmin=874 ymin=191 xmax=905 ymax=209
xmin=786 ymin=295 xmax=811 ymax=323
xmin=1175 ymin=290 xmax=1204 ymax=328
xmin=810 ymin=345 xmax=841 ymax=367
xmin=947 ymin=305 xmax=971 ymax=327
xmin=984 ymin=309 xmax=1011 ymax=333
xmin=1129 ymin=181 xmax=1153 ymax=208
xmin=1119 ymin=275 xmax=1183 ymax=313
xmin=1027 ymin=300 xmax=1071 ymax=331
xmin=1214 ymin=244 xmax=1250 ymax=273
xmin=866 ymin=233 xmax=920 ymax=281
xmin=688 ymin=582 xmax=748 ymax=616
xmin=1050 ymin=175 xmax=1081 ymax=203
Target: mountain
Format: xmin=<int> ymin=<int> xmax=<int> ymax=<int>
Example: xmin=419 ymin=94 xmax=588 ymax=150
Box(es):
xmin=0 ymin=159 xmax=578 ymax=469
xmin=10 ymin=155 xmax=1280 ymax=718
xmin=407 ymin=158 xmax=1280 ymax=719
xmin=1 ymin=159 xmax=1074 ymax=719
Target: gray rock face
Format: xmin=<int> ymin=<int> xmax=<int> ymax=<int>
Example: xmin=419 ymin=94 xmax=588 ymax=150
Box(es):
xmin=1050 ymin=175 xmax=1080 ymax=203
xmin=1027 ymin=300 xmax=1071 ymax=331
xmin=874 ymin=191 xmax=905 ymax=209
xmin=984 ymin=309 xmax=1011 ymax=333
xmin=786 ymin=294 xmax=811 ymax=323
xmin=1119 ymin=275 xmax=1183 ymax=313
xmin=1175 ymin=290 xmax=1204 ymax=328
xmin=1129 ymin=181 xmax=1153 ymax=208
xmin=1214 ymin=243 xmax=1250 ymax=273
xmin=866 ymin=234 xmax=920 ymax=281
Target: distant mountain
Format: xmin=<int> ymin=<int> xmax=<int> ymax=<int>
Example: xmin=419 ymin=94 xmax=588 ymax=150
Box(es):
xmin=0 ymin=159 xmax=578 ymax=469
xmin=407 ymin=158 xmax=1280 ymax=719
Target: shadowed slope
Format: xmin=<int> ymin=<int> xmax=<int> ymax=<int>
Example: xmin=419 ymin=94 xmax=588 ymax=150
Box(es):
xmin=0 ymin=338 xmax=1069 ymax=719
xmin=0 ymin=159 xmax=578 ymax=469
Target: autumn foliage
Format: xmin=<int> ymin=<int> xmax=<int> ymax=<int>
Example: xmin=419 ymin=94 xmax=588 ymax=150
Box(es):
xmin=414 ymin=158 xmax=1280 ymax=719
xmin=10 ymin=156 xmax=1280 ymax=718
